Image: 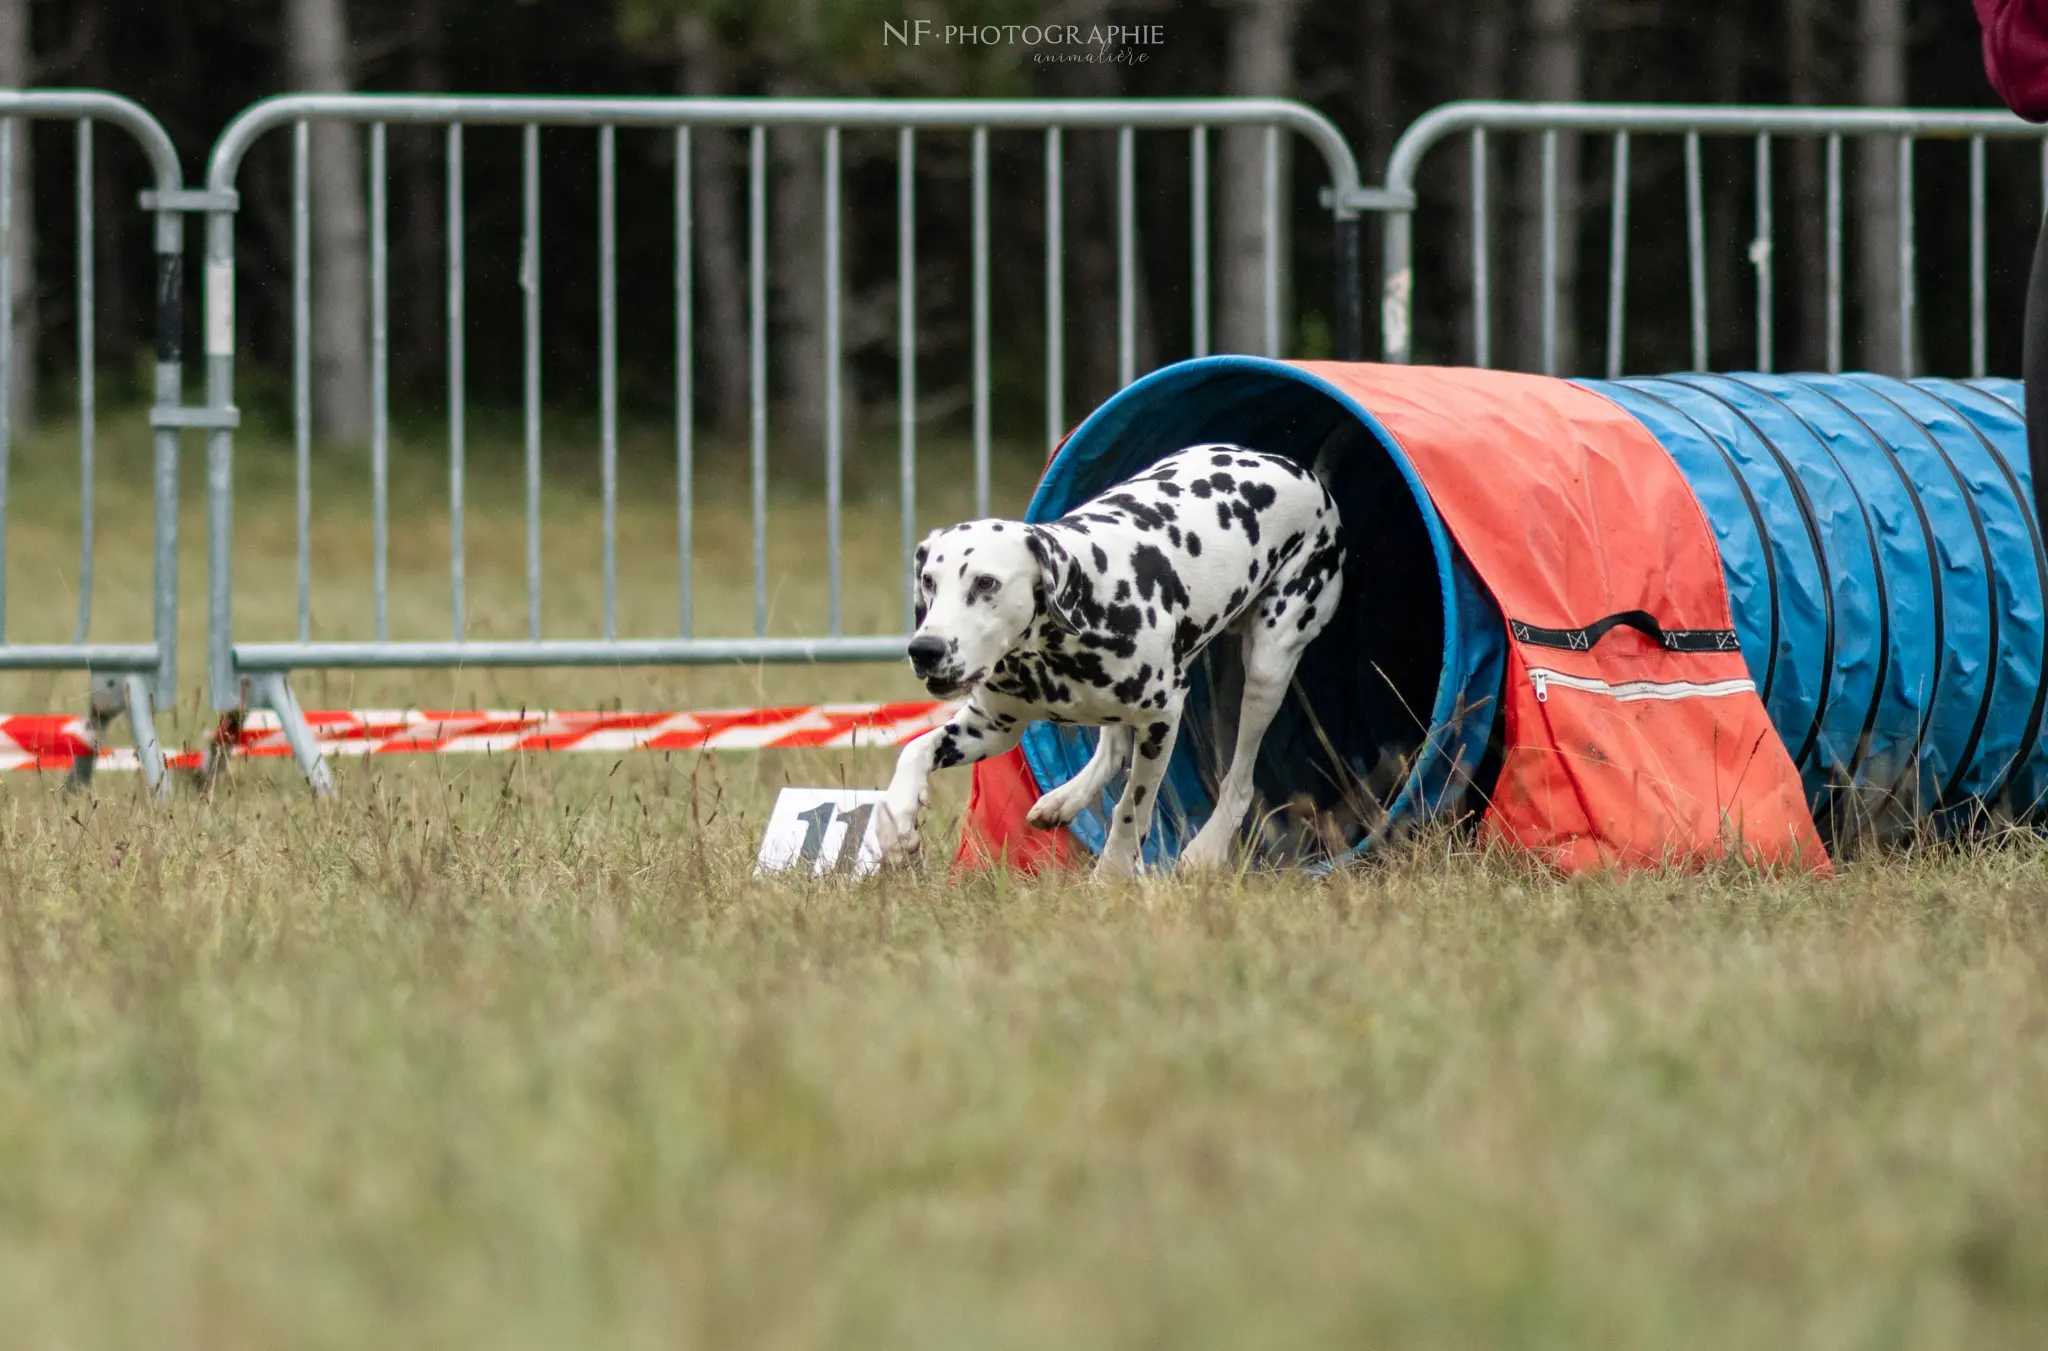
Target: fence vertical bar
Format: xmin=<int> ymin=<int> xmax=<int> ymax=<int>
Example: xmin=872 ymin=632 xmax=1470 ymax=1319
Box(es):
xmin=1045 ymin=128 xmax=1063 ymax=453
xmin=1684 ymin=130 xmax=1706 ymax=371
xmin=0 ymin=120 xmax=14 ymax=644
xmin=205 ymin=194 xmax=238 ymax=716
xmin=447 ymin=124 xmax=465 ymax=640
xmin=1263 ymin=124 xmax=1281 ymax=357
xmin=1969 ymin=135 xmax=1986 ymax=380
xmin=522 ymin=124 xmax=542 ymax=641
xmin=1540 ymin=129 xmax=1558 ymax=376
xmin=369 ymin=122 xmax=389 ymax=643
xmin=74 ymin=120 xmax=94 ymax=644
xmin=900 ymin=127 xmax=916 ymax=631
xmin=598 ymin=123 xmax=618 ymax=642
xmin=57 ymin=120 xmax=88 ymax=646
xmin=972 ymin=125 xmax=990 ymax=518
xmin=1826 ymin=134 xmax=1843 ymax=374
xmin=1898 ymin=135 xmax=1916 ymax=378
xmin=823 ymin=126 xmax=843 ymax=636
xmin=292 ymin=122 xmax=311 ymax=642
xmin=1191 ymin=126 xmax=1208 ymax=359
xmin=150 ymin=182 xmax=181 ymax=714
xmin=749 ymin=125 xmax=767 ymax=637
xmin=1472 ymin=128 xmax=1490 ymax=368
xmin=1754 ymin=133 xmax=1773 ymax=373
xmin=1117 ymin=124 xmax=1135 ymax=384
xmin=675 ymin=127 xmax=692 ymax=637
xmin=1605 ymin=131 xmax=1629 ymax=379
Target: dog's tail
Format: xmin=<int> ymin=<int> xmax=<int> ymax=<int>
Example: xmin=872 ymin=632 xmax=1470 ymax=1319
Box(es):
xmin=1308 ymin=420 xmax=1359 ymax=490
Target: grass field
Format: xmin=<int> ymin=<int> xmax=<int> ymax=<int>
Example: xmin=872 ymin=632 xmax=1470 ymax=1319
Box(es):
xmin=3 ymin=410 xmax=2048 ymax=1348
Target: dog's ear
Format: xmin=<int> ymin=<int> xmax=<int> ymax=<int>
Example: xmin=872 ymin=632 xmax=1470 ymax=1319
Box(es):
xmin=1026 ymin=527 xmax=1086 ymax=633
xmin=912 ymin=539 xmax=932 ymax=628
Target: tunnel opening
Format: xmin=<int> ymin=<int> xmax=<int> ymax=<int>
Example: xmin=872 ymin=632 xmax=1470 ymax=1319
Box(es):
xmin=1018 ymin=357 xmax=1505 ymax=868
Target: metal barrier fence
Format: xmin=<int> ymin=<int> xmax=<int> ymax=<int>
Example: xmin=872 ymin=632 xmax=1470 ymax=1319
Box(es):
xmin=196 ymin=95 xmax=1366 ymax=792
xmin=1377 ymin=102 xmax=2048 ymax=376
xmin=0 ymin=90 xmax=187 ymax=794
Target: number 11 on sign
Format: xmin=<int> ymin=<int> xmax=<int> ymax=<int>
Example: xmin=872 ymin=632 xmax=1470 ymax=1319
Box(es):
xmin=756 ymin=788 xmax=888 ymax=876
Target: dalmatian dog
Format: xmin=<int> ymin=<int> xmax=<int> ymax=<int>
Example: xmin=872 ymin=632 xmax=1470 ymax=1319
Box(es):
xmin=875 ymin=444 xmax=1345 ymax=877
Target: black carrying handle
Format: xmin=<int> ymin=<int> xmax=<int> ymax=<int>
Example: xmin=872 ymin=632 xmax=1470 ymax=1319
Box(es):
xmin=1509 ymin=609 xmax=1739 ymax=654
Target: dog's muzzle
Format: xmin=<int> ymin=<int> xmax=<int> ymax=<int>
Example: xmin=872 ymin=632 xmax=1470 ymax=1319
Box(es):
xmin=906 ymin=633 xmax=949 ymax=677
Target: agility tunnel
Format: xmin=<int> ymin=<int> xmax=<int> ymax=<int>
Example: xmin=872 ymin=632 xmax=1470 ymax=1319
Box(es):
xmin=973 ymin=357 xmax=2038 ymax=871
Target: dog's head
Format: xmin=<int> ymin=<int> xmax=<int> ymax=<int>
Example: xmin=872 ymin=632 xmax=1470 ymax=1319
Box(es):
xmin=906 ymin=520 xmax=1080 ymax=698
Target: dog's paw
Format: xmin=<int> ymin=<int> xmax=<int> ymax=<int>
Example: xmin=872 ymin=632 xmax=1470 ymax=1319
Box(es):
xmin=875 ymin=799 xmax=922 ymax=867
xmin=1176 ymin=833 xmax=1232 ymax=871
xmin=1091 ymin=838 xmax=1141 ymax=880
xmin=1026 ymin=788 xmax=1078 ymax=830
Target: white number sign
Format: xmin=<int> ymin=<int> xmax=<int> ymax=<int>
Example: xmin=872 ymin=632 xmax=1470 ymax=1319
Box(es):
xmin=755 ymin=787 xmax=889 ymax=877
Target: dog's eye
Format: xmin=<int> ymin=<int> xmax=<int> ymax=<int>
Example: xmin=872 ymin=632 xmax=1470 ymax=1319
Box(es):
xmin=972 ymin=574 xmax=1000 ymax=598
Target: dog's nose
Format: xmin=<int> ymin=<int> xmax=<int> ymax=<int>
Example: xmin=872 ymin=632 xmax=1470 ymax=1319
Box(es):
xmin=906 ymin=634 xmax=948 ymax=669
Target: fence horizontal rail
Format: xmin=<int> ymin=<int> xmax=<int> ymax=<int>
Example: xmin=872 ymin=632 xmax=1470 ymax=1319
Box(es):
xmin=1378 ymin=100 xmax=2048 ymax=377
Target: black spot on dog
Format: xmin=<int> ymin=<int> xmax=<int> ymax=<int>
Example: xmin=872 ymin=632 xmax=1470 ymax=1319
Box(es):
xmin=1092 ymin=544 xmax=1110 ymax=573
xmin=1139 ymin=722 xmax=1171 ymax=760
xmin=1190 ymin=478 xmax=1215 ymax=500
xmin=1185 ymin=532 xmax=1201 ymax=557
xmin=1112 ymin=662 xmax=1154 ymax=705
xmin=1130 ymin=545 xmax=1192 ymax=611
xmin=1134 ymin=784 xmax=1148 ymax=805
xmin=932 ymin=733 xmax=965 ymax=770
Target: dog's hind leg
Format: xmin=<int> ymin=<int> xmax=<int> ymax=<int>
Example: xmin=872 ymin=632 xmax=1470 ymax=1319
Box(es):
xmin=1178 ymin=619 xmax=1310 ymax=871
xmin=1027 ymin=725 xmax=1131 ymax=830
xmin=1094 ymin=712 xmax=1183 ymax=878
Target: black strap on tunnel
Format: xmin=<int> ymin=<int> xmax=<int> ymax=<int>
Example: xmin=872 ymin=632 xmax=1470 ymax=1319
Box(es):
xmin=1509 ymin=610 xmax=1738 ymax=653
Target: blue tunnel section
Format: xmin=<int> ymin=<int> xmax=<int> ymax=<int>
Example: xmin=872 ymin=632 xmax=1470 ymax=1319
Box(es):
xmin=1020 ymin=358 xmax=2043 ymax=864
xmin=1589 ymin=374 xmax=2046 ymax=829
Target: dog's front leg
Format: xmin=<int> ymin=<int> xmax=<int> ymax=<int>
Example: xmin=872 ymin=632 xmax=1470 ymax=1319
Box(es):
xmin=1093 ymin=712 xmax=1182 ymax=878
xmin=877 ymin=700 xmax=1021 ymax=867
xmin=1027 ymin=725 xmax=1131 ymax=829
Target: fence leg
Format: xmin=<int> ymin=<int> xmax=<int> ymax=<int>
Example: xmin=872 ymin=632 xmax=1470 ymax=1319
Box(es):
xmin=250 ymin=671 xmax=333 ymax=798
xmin=124 ymin=673 xmax=169 ymax=798
xmin=66 ymin=674 xmax=168 ymax=797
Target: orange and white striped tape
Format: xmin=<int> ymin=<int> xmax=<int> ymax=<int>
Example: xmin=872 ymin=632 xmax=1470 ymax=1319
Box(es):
xmin=0 ymin=701 xmax=956 ymax=774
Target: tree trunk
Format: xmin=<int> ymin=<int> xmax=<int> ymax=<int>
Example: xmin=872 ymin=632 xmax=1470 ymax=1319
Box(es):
xmin=1042 ymin=0 xmax=1126 ymax=409
xmin=1706 ymin=5 xmax=1744 ymax=368
xmin=284 ymin=0 xmax=370 ymax=443
xmin=675 ymin=15 xmax=749 ymax=434
xmin=0 ymin=0 xmax=35 ymax=423
xmin=1452 ymin=1 xmax=1511 ymax=364
xmin=768 ymin=73 xmax=828 ymax=459
xmin=1787 ymin=0 xmax=1829 ymax=370
xmin=1512 ymin=0 xmax=1582 ymax=374
xmin=1220 ymin=0 xmax=1304 ymax=356
xmin=401 ymin=0 xmax=444 ymax=398
xmin=1858 ymin=0 xmax=1907 ymax=372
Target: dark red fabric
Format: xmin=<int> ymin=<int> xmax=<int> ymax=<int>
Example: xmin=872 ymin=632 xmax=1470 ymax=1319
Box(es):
xmin=953 ymin=745 xmax=1079 ymax=875
xmin=1979 ymin=0 xmax=2048 ymax=122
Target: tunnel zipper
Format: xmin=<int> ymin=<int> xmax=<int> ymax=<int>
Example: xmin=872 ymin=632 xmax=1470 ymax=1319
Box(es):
xmin=1527 ymin=667 xmax=1755 ymax=704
